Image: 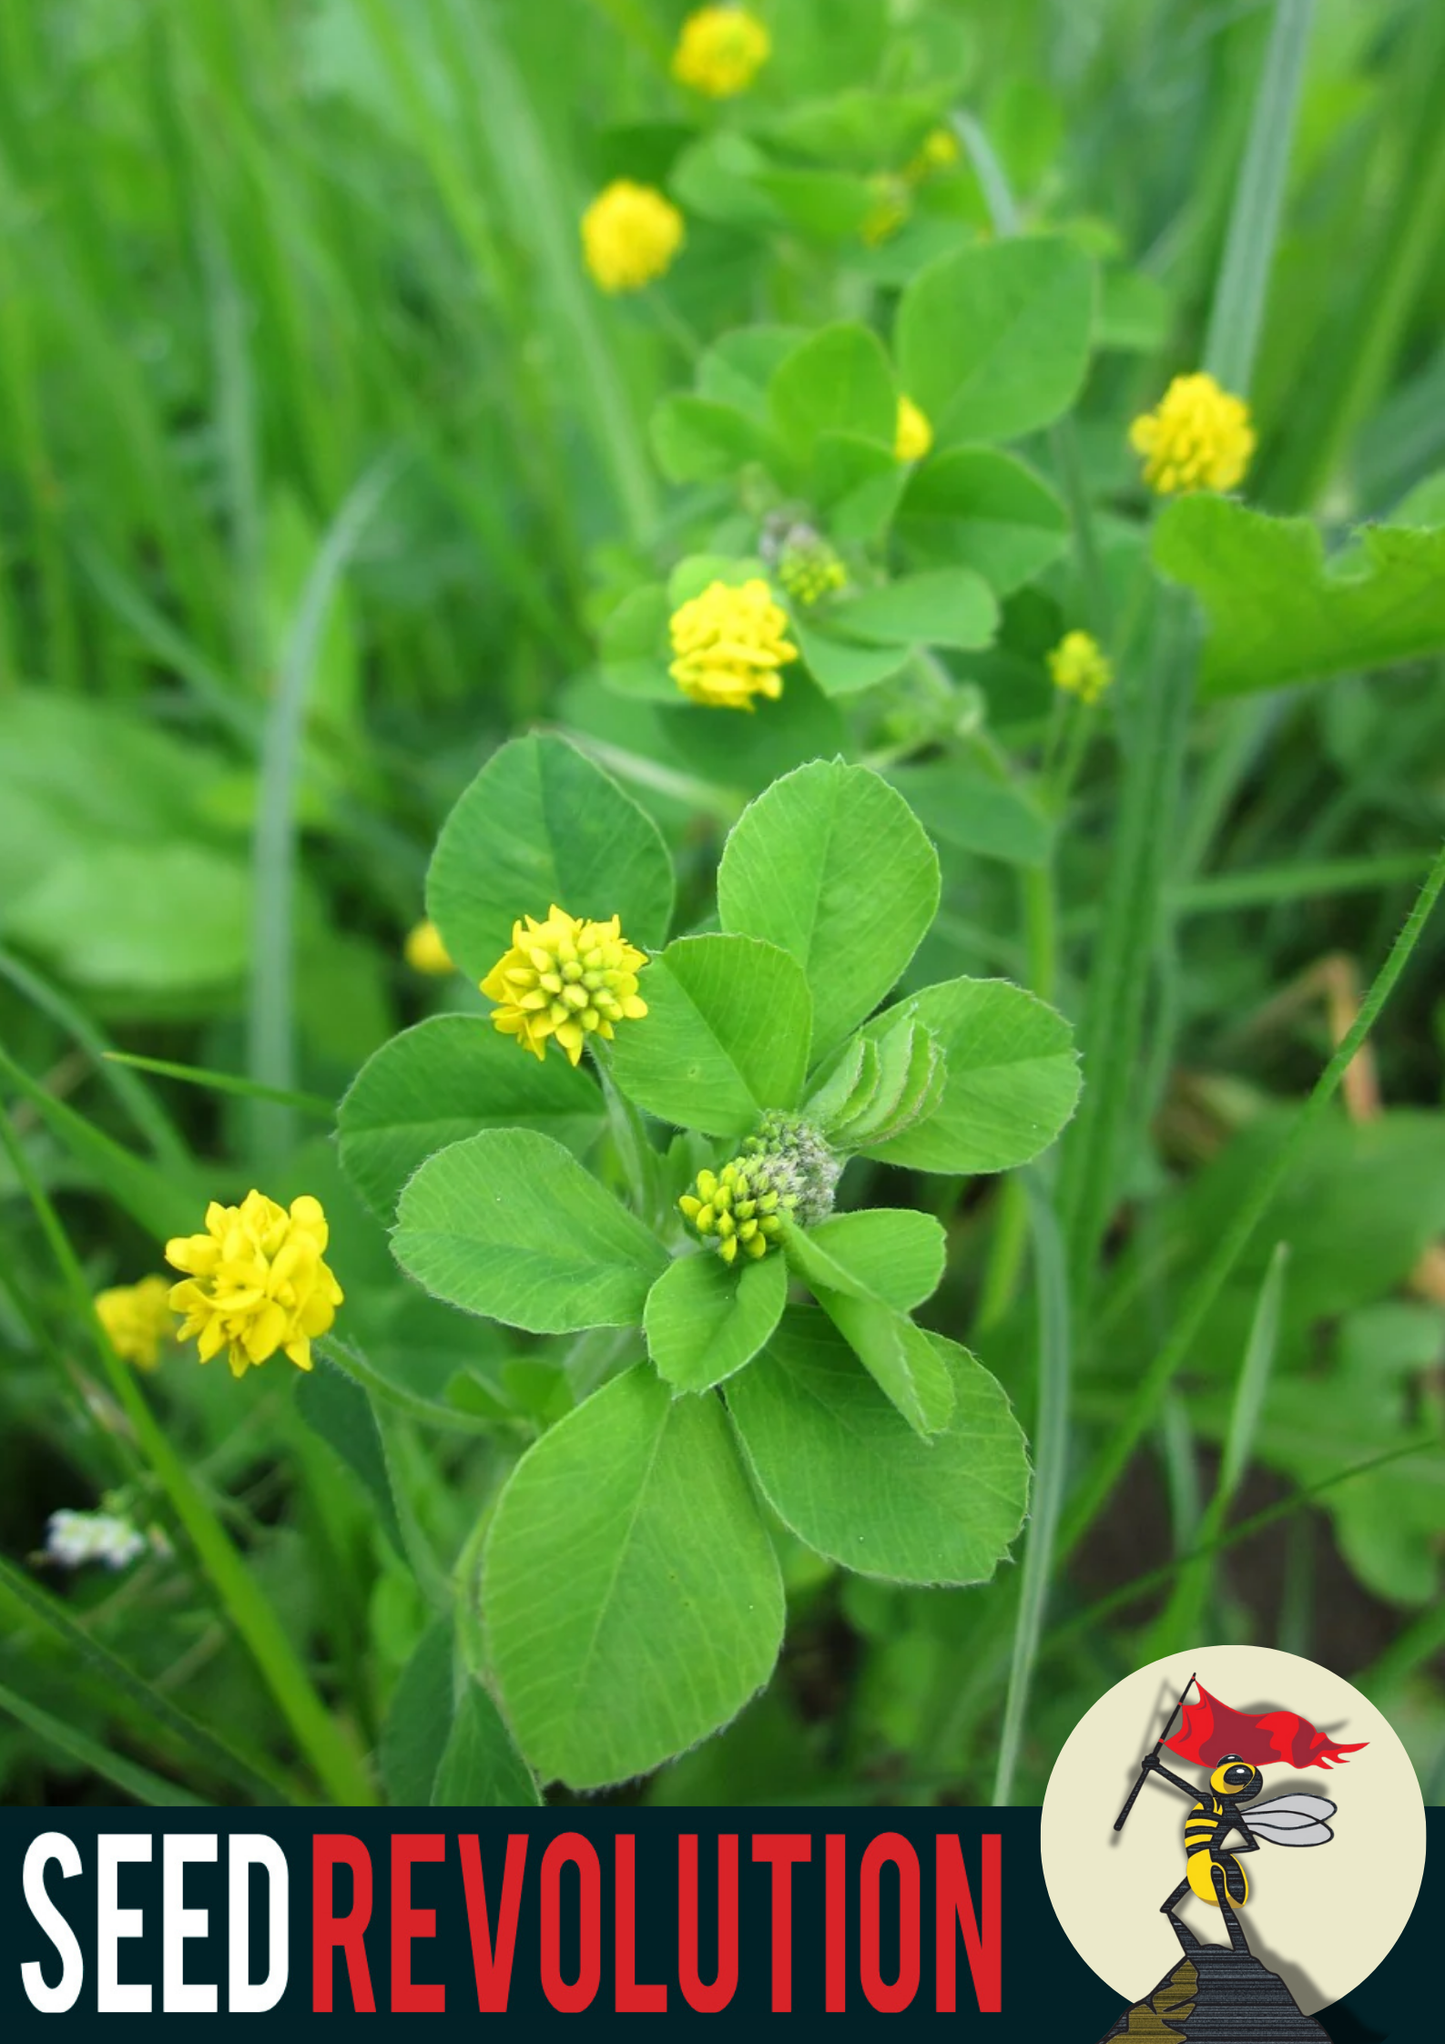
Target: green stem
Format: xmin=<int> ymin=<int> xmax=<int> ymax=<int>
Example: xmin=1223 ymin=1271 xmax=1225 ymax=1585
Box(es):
xmin=1057 ymin=836 xmax=1445 ymax=1564
xmin=0 ymin=1106 xmax=375 ymax=1804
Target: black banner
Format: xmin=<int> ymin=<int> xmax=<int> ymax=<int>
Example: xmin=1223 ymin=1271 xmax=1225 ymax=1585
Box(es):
xmin=2 ymin=1809 xmax=1435 ymax=2034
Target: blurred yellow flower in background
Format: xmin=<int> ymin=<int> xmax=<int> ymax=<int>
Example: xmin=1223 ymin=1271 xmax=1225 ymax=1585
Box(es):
xmin=669 ymin=578 xmax=798 ymax=711
xmin=1130 ymin=371 xmax=1255 ymax=494
xmin=94 ymin=1275 xmax=174 ymax=1370
xmin=1048 ymin=629 xmax=1113 ymax=706
xmin=895 ymin=394 xmax=933 ymax=462
xmin=581 ymin=180 xmax=685 ymax=292
xmin=672 ymin=7 xmax=771 ymax=97
xmin=404 ymin=918 xmax=454 ymax=975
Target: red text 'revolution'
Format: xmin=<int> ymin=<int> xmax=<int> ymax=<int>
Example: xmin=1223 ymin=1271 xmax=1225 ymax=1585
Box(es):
xmin=312 ymin=1829 xmax=1002 ymax=2015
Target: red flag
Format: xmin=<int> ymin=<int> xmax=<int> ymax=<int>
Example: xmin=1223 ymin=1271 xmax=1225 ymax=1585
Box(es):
xmin=1163 ymin=1682 xmax=1368 ymax=1771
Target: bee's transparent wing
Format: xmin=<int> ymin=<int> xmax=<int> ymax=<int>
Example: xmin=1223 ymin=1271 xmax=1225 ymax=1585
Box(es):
xmin=1246 ymin=1794 xmax=1337 ymax=1846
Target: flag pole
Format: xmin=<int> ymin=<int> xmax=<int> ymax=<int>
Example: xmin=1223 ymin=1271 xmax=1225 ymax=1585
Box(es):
xmin=1114 ymin=1671 xmax=1197 ymax=1832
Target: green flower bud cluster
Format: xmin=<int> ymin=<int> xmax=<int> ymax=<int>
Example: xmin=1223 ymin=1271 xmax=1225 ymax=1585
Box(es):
xmin=679 ymin=1158 xmax=794 ymax=1264
xmin=740 ymin=1112 xmax=842 ymax=1225
xmin=761 ymin=516 xmax=847 ymax=609
xmin=804 ymin=1016 xmax=944 ymax=1152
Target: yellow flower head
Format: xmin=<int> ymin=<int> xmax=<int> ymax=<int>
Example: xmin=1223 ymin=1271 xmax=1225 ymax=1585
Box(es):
xmin=672 ymin=7 xmax=771 ymax=98
xmin=669 ymin=578 xmax=798 ymax=712
xmin=906 ymin=125 xmax=961 ymax=182
xmin=404 ymin=918 xmax=454 ymax=976
xmin=166 ymin=1192 xmax=342 ymax=1380
xmin=480 ymin=906 xmax=648 ymax=1066
xmin=1129 ymin=371 xmax=1255 ymax=495
xmin=680 ymin=1157 xmax=795 ymax=1265
xmin=895 ymin=394 xmax=933 ymax=463
xmin=95 ymin=1275 xmax=175 ymax=1371
xmin=581 ymin=180 xmax=685 ymax=294
xmin=1048 ymin=629 xmax=1113 ymax=706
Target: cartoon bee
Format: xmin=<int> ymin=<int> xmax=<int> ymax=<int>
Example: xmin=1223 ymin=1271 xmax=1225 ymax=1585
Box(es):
xmin=1139 ymin=1750 xmax=1337 ymax=1952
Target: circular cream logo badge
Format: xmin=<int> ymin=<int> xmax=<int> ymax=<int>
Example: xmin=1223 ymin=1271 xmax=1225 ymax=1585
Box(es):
xmin=1041 ymin=1646 xmax=1426 ymax=2027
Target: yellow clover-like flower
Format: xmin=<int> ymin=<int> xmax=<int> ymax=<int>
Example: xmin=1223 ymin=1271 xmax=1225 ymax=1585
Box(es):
xmin=94 ymin=1275 xmax=175 ymax=1372
xmin=895 ymin=394 xmax=933 ymax=463
xmin=1048 ymin=629 xmax=1113 ymax=706
xmin=906 ymin=125 xmax=961 ymax=182
xmin=166 ymin=1192 xmax=343 ymax=1380
xmin=1129 ymin=371 xmax=1255 ymax=495
xmin=404 ymin=918 xmax=454 ymax=976
xmin=672 ymin=7 xmax=771 ymax=98
xmin=480 ymin=906 xmax=648 ymax=1066
xmin=680 ymin=1158 xmax=795 ymax=1265
xmin=669 ymin=578 xmax=798 ymax=712
xmin=581 ymin=180 xmax=685 ymax=294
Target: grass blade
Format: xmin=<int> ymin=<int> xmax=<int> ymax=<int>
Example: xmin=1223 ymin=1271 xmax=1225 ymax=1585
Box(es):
xmin=992 ymin=1175 xmax=1071 ymax=1805
xmin=0 ymin=1678 xmax=208 ymax=1808
xmin=0 ymin=1553 xmax=293 ymax=1804
xmin=103 ymin=1051 xmax=334 ymax=1119
xmin=247 ymin=454 xmax=399 ymax=1168
xmin=1059 ymin=835 xmax=1445 ymax=1563
xmin=1203 ymin=0 xmax=1316 ymax=396
xmin=1146 ymin=1240 xmax=1289 ymax=1654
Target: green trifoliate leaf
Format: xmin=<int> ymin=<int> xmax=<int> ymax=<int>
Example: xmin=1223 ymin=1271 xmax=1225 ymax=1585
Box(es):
xmin=392 ymin=1128 xmax=667 ymax=1334
xmin=857 ymin=978 xmax=1080 ymax=1175
xmin=644 ymin=1249 xmax=789 ymax=1394
xmin=608 ymin=933 xmax=813 ymax=1138
xmin=426 ymin=733 xmax=674 ymax=977
xmin=894 ymin=236 xmax=1094 ymax=446
xmin=801 ymin=1210 xmax=946 ymax=1313
xmin=897 ymin=447 xmax=1070 ymax=595
xmin=728 ymin=1308 xmax=1029 ymax=1586
xmin=781 ymin=1218 xmax=954 ymax=1437
xmin=481 ymin=1367 xmax=785 ymax=1788
xmin=767 ymin=321 xmax=896 ymax=466
xmin=717 ymin=758 xmax=940 ymax=1064
xmin=431 ymin=1677 xmax=541 ymax=1808
xmin=828 ymin=568 xmax=998 ymax=651
xmin=337 ymin=1015 xmax=605 ymax=1223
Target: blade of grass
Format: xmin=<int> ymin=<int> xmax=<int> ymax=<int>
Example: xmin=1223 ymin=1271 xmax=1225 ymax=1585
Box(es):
xmin=247 ymin=453 xmax=399 ymax=1169
xmin=440 ymin=0 xmax=660 ymax=544
xmin=0 ymin=1677 xmax=208 ymax=1808
xmin=1045 ymin=1435 xmax=1434 ymax=1659
xmin=1056 ymin=585 xmax=1198 ymax=1297
xmin=1202 ymin=0 xmax=1315 ymax=394
xmin=0 ymin=1553 xmax=294 ymax=1804
xmin=0 ymin=1103 xmax=376 ymax=1804
xmin=1058 ymin=836 xmax=1445 ymax=1564
xmin=0 ymin=947 xmax=188 ymax=1169
xmin=992 ymin=1175 xmax=1071 ymax=1805
xmin=0 ymin=1042 xmax=200 ymax=1242
xmin=103 ymin=1051 xmax=334 ymax=1119
xmin=1145 ymin=1239 xmax=1289 ymax=1654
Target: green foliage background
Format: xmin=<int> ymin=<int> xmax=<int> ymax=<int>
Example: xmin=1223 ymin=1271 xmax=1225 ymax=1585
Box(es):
xmin=1 ymin=0 xmax=1443 ymax=1809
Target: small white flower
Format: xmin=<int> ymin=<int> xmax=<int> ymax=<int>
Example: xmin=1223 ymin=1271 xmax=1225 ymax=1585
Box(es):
xmin=45 ymin=1509 xmax=147 ymax=1571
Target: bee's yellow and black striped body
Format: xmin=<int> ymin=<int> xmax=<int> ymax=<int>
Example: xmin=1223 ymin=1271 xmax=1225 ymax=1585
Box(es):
xmin=1184 ymin=1789 xmax=1249 ymax=1907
